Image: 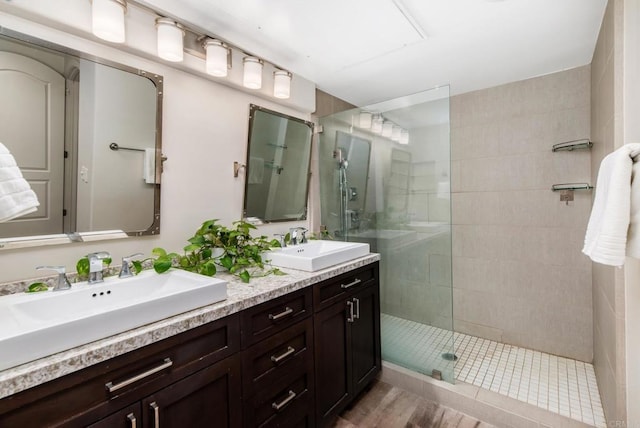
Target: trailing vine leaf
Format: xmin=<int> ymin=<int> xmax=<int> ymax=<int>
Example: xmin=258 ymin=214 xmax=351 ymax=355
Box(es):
xmin=26 ymin=282 xmax=48 ymax=293
xmin=153 ymin=255 xmax=173 ymax=273
xmin=132 ymin=260 xmax=143 ymax=275
xmin=76 ymin=258 xmax=90 ymax=278
xmin=152 ymin=247 xmax=167 ymax=257
xmin=239 ymin=270 xmax=251 ymax=283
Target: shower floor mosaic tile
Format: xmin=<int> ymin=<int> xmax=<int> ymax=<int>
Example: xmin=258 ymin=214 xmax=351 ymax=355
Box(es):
xmin=381 ymin=314 xmax=606 ymax=428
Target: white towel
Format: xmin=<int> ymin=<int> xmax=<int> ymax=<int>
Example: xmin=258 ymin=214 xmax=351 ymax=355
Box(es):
xmin=248 ymin=157 xmax=264 ymax=184
xmin=583 ymin=143 xmax=640 ymax=266
xmin=0 ymin=143 xmax=40 ymax=222
xmin=143 ymin=148 xmax=156 ymax=184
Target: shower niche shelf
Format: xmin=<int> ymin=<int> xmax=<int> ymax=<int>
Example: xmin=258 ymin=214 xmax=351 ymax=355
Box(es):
xmin=552 ymin=139 xmax=593 ymax=152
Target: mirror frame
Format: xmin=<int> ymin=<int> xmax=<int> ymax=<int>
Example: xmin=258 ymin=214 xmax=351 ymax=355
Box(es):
xmin=243 ymin=104 xmax=314 ymax=223
xmin=0 ymin=27 xmax=164 ymax=249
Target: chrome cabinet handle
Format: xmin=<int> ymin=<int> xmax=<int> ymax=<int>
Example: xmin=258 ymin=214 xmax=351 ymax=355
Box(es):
xmin=105 ymin=358 xmax=173 ymax=392
xmin=341 ymin=278 xmax=361 ymax=289
xmin=347 ymin=300 xmax=354 ymax=323
xmin=127 ymin=413 xmax=137 ymax=428
xmin=269 ymin=306 xmax=293 ymax=321
xmin=353 ymin=297 xmax=360 ymax=320
xmin=271 ymin=346 xmax=296 ymax=364
xmin=272 ymin=390 xmax=296 ymax=411
xmin=150 ymin=402 xmax=160 ymax=428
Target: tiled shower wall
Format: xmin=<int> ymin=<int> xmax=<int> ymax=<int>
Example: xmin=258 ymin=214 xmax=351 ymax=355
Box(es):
xmin=590 ymin=0 xmax=627 ymax=423
xmin=450 ymin=65 xmax=594 ymax=362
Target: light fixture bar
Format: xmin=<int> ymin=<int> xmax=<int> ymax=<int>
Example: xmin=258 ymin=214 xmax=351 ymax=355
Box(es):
xmin=155 ymin=18 xmax=185 ymax=62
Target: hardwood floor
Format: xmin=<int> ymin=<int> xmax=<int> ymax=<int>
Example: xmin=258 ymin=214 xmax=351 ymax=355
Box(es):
xmin=333 ymin=381 xmax=495 ymax=428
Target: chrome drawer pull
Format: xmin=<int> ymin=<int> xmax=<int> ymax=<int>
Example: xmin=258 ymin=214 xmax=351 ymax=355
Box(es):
xmin=271 ymin=346 xmax=296 ymax=364
xmin=272 ymin=390 xmax=296 ymax=411
xmin=341 ymin=278 xmax=361 ymax=289
xmin=353 ymin=297 xmax=360 ymax=319
xmin=127 ymin=413 xmax=137 ymax=428
xmin=347 ymin=300 xmax=355 ymax=323
xmin=105 ymin=358 xmax=173 ymax=393
xmin=150 ymin=402 xmax=160 ymax=428
xmin=269 ymin=306 xmax=293 ymax=321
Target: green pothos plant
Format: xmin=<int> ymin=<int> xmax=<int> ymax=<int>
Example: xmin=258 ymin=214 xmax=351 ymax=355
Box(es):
xmin=151 ymin=219 xmax=285 ymax=283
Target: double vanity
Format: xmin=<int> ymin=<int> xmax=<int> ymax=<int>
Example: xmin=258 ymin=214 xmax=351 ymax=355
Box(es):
xmin=0 ymin=242 xmax=379 ymax=428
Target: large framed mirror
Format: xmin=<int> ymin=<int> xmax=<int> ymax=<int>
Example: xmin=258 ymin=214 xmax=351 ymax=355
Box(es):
xmin=243 ymin=104 xmax=313 ymax=223
xmin=0 ymin=28 xmax=163 ymax=249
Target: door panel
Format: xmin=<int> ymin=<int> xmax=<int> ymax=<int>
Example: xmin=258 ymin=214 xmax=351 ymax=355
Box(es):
xmin=351 ymin=285 xmax=381 ymax=398
xmin=0 ymin=51 xmax=65 ymax=237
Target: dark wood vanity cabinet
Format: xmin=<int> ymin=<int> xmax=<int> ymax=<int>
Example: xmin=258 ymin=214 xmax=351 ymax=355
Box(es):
xmin=0 ymin=262 xmax=380 ymax=428
xmin=241 ymin=288 xmax=316 ymax=427
xmin=313 ymin=264 xmax=381 ymax=427
xmin=0 ymin=314 xmax=242 ymax=428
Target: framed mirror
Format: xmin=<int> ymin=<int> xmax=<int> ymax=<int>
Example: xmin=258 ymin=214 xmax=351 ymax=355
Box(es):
xmin=243 ymin=104 xmax=314 ymax=223
xmin=0 ymin=28 xmax=163 ymax=249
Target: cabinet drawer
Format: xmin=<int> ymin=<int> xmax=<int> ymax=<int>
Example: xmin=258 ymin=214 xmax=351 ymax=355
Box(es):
xmin=241 ymin=288 xmax=312 ymax=348
xmin=244 ymin=370 xmax=314 ymax=428
xmin=242 ymin=318 xmax=314 ymax=396
xmin=313 ymin=264 xmax=377 ymax=311
xmin=0 ymin=314 xmax=240 ymax=427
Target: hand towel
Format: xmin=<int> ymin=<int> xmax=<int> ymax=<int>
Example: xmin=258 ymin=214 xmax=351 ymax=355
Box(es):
xmin=583 ymin=143 xmax=640 ymax=266
xmin=0 ymin=142 xmax=40 ymax=222
xmin=143 ymin=148 xmax=156 ymax=184
xmin=248 ymin=157 xmax=264 ymax=184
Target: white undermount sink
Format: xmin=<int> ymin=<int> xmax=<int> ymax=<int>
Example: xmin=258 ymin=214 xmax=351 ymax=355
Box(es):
xmin=265 ymin=240 xmax=370 ymax=272
xmin=0 ymin=269 xmax=227 ymax=371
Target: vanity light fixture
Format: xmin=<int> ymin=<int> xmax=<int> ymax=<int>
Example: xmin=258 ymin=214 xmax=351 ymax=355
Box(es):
xmin=243 ymin=57 xmax=264 ymax=89
xmin=392 ymin=125 xmax=402 ymax=142
xmin=400 ymin=130 xmax=410 ymax=145
xmin=204 ymin=39 xmax=230 ymax=77
xmin=155 ymin=18 xmax=185 ymax=62
xmin=371 ymin=115 xmax=383 ymax=134
xmin=358 ymin=111 xmax=372 ymax=129
xmin=91 ymin=0 xmax=127 ymax=43
xmin=382 ymin=121 xmax=394 ymax=138
xmin=273 ymin=70 xmax=292 ymax=99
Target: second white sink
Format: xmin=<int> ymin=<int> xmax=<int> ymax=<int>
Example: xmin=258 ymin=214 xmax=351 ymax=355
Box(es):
xmin=265 ymin=240 xmax=370 ymax=272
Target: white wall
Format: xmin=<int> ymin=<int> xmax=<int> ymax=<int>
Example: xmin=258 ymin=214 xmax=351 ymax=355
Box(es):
xmin=0 ymin=3 xmax=314 ymax=283
xmin=623 ymin=1 xmax=640 ymax=424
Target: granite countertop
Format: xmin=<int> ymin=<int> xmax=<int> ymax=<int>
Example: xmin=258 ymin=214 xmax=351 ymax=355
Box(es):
xmin=0 ymin=254 xmax=379 ymax=400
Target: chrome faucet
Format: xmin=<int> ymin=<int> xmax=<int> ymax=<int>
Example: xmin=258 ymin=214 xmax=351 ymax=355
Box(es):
xmin=119 ymin=253 xmax=144 ymax=278
xmin=87 ymin=251 xmax=110 ymax=284
xmin=274 ymin=233 xmax=287 ymax=248
xmin=289 ymin=227 xmax=308 ymax=245
xmin=35 ymin=266 xmax=71 ymax=291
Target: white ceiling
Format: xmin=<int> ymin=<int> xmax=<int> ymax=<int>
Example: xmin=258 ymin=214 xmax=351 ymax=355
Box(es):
xmin=139 ymin=0 xmax=607 ymax=107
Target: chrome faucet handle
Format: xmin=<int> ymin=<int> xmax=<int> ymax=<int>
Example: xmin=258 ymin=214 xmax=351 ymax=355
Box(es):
xmin=86 ymin=251 xmax=111 ymax=284
xmin=119 ymin=253 xmax=144 ymax=278
xmin=35 ymin=265 xmax=71 ymax=291
xmin=299 ymin=227 xmax=308 ymax=244
xmin=274 ymin=234 xmax=287 ymax=248
xmin=289 ymin=228 xmax=299 ymax=245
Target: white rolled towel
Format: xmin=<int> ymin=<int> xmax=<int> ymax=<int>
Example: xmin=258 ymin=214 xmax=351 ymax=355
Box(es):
xmin=0 ymin=142 xmax=40 ymax=222
xmin=583 ymin=143 xmax=640 ymax=266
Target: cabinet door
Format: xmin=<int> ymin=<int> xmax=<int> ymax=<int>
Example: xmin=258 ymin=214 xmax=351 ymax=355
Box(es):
xmin=87 ymin=404 xmax=141 ymax=428
xmin=350 ymin=284 xmax=381 ymax=398
xmin=313 ymin=299 xmax=352 ymax=426
xmin=141 ymin=356 xmax=241 ymax=428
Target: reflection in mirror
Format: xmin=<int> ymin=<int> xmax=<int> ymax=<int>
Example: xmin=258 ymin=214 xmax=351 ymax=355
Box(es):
xmin=0 ymin=29 xmax=163 ymax=248
xmin=334 ymin=131 xmax=371 ymax=237
xmin=244 ymin=105 xmax=313 ymax=223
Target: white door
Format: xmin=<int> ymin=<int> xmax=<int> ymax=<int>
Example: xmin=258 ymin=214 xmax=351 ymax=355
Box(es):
xmin=0 ymin=51 xmax=65 ymax=238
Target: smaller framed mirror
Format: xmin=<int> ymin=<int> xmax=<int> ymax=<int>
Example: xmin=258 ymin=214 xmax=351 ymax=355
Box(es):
xmin=244 ymin=105 xmax=314 ymax=223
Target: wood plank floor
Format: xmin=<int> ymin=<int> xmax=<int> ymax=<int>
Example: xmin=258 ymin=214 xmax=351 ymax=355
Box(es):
xmin=333 ymin=381 xmax=495 ymax=428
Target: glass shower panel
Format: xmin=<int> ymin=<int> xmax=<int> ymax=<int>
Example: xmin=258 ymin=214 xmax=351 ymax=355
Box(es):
xmin=318 ymin=86 xmax=454 ymax=382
